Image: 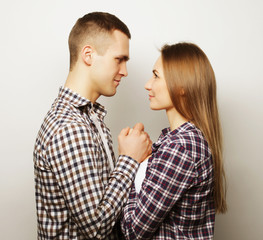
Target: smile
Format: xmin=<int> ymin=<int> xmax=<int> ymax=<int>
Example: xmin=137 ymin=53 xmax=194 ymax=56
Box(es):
xmin=149 ymin=95 xmax=154 ymax=100
xmin=114 ymin=79 xmax=121 ymax=86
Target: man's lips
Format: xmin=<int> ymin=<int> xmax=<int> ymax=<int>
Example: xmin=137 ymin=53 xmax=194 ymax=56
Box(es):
xmin=148 ymin=94 xmax=154 ymax=100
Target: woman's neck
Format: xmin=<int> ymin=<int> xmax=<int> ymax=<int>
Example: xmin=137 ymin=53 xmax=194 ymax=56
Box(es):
xmin=166 ymin=107 xmax=188 ymax=131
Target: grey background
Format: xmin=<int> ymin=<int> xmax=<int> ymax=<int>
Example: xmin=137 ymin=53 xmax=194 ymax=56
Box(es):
xmin=0 ymin=0 xmax=262 ymax=239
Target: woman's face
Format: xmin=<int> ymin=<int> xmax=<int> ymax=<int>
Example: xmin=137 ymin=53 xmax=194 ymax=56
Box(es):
xmin=145 ymin=56 xmax=174 ymax=111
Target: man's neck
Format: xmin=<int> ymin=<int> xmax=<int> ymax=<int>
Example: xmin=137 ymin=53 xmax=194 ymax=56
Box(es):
xmin=65 ymin=68 xmax=99 ymax=103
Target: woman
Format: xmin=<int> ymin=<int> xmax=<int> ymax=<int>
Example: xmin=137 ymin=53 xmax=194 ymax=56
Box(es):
xmin=121 ymin=42 xmax=227 ymax=239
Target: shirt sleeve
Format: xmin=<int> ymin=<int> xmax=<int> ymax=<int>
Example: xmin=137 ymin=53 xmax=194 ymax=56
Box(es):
xmin=47 ymin=123 xmax=139 ymax=239
xmin=121 ymin=142 xmax=196 ymax=239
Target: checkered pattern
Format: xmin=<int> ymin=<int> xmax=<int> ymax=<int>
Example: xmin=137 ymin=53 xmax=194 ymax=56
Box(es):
xmin=121 ymin=122 xmax=215 ymax=239
xmin=34 ymin=87 xmax=138 ymax=240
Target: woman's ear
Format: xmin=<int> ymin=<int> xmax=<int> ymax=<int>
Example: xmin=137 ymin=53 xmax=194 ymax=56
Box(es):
xmin=81 ymin=45 xmax=93 ymax=66
xmin=179 ymin=88 xmax=185 ymax=96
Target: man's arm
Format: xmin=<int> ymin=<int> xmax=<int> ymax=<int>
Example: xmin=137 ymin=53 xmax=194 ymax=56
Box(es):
xmin=47 ymin=123 xmax=150 ymax=239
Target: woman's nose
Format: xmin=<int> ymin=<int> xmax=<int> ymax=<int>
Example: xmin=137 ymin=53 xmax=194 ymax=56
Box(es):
xmin=144 ymin=78 xmax=153 ymax=91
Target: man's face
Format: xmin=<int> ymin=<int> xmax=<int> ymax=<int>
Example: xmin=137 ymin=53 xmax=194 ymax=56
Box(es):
xmin=89 ymin=30 xmax=130 ymax=100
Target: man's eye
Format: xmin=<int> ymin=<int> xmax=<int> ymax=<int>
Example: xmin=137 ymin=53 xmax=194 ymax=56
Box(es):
xmin=153 ymin=72 xmax=159 ymax=78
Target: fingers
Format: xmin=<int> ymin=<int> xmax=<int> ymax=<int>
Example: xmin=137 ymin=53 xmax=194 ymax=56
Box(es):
xmin=127 ymin=123 xmax=144 ymax=136
xmin=119 ymin=127 xmax=130 ymax=137
xmin=133 ymin=122 xmax=144 ymax=132
xmin=120 ymin=124 xmax=145 ymax=137
xmin=127 ymin=123 xmax=144 ymax=135
xmin=148 ymin=139 xmax=152 ymax=155
xmin=146 ymin=137 xmax=152 ymax=155
xmin=120 ymin=124 xmax=150 ymax=144
xmin=118 ymin=123 xmax=152 ymax=163
xmin=139 ymin=131 xmax=152 ymax=158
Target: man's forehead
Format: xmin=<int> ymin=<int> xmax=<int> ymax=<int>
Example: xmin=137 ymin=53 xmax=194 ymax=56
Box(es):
xmin=109 ymin=39 xmax=129 ymax=56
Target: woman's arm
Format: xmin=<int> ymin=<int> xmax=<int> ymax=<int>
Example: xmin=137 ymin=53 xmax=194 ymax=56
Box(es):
xmin=121 ymin=142 xmax=196 ymax=239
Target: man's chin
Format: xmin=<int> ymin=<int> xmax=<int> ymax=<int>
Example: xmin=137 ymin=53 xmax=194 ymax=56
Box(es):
xmin=103 ymin=91 xmax=117 ymax=97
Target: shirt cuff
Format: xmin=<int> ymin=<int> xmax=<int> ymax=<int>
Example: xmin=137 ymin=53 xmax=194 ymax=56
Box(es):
xmin=114 ymin=155 xmax=140 ymax=181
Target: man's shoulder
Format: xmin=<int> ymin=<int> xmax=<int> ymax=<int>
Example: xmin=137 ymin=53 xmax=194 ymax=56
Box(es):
xmin=36 ymin=99 xmax=92 ymax=147
xmin=49 ymin=96 xmax=88 ymax=125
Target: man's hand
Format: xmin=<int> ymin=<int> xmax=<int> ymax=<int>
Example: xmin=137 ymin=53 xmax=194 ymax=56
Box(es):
xmin=118 ymin=123 xmax=152 ymax=163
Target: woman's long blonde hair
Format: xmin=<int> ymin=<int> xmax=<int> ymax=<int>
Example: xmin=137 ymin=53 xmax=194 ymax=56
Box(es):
xmin=161 ymin=42 xmax=227 ymax=213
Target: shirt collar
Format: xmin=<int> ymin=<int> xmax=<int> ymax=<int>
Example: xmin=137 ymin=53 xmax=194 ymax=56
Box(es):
xmin=153 ymin=121 xmax=195 ymax=149
xmin=161 ymin=121 xmax=195 ymax=137
xmin=58 ymin=86 xmax=107 ymax=120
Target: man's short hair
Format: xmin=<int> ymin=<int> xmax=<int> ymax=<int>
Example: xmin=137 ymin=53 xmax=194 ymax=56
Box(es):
xmin=68 ymin=12 xmax=131 ymax=70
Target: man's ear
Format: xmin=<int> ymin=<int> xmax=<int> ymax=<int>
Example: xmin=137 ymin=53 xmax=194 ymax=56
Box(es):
xmin=81 ymin=45 xmax=94 ymax=66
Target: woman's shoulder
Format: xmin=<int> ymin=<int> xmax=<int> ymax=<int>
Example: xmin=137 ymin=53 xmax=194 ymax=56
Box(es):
xmin=164 ymin=122 xmax=211 ymax=159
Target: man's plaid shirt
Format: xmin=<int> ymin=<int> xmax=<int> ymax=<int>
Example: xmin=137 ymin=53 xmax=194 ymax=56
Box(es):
xmin=33 ymin=87 xmax=138 ymax=239
xmin=121 ymin=122 xmax=215 ymax=239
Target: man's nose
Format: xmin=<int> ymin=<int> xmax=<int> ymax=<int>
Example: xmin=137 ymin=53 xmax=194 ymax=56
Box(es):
xmin=119 ymin=62 xmax=128 ymax=77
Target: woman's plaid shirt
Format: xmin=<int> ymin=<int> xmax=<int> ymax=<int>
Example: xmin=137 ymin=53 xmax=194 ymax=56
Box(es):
xmin=33 ymin=87 xmax=138 ymax=240
xmin=121 ymin=122 xmax=215 ymax=239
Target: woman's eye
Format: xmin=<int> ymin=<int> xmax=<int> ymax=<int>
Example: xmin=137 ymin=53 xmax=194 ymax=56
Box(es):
xmin=153 ymin=72 xmax=159 ymax=78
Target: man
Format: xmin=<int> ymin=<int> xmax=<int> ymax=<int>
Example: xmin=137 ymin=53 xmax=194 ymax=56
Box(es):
xmin=33 ymin=12 xmax=151 ymax=240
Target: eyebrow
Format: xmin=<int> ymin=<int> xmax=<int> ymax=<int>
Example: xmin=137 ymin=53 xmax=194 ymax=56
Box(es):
xmin=116 ymin=55 xmax=130 ymax=61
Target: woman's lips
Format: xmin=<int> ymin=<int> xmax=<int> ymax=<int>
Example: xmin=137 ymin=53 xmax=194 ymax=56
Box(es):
xmin=114 ymin=79 xmax=121 ymax=86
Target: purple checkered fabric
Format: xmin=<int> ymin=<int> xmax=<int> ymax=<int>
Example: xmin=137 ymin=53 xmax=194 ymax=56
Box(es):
xmin=121 ymin=122 xmax=215 ymax=239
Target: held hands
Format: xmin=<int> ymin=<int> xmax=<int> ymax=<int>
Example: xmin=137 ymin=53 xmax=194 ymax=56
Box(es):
xmin=118 ymin=123 xmax=152 ymax=163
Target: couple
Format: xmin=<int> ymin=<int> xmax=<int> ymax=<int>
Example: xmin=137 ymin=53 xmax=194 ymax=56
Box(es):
xmin=33 ymin=12 xmax=227 ymax=240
